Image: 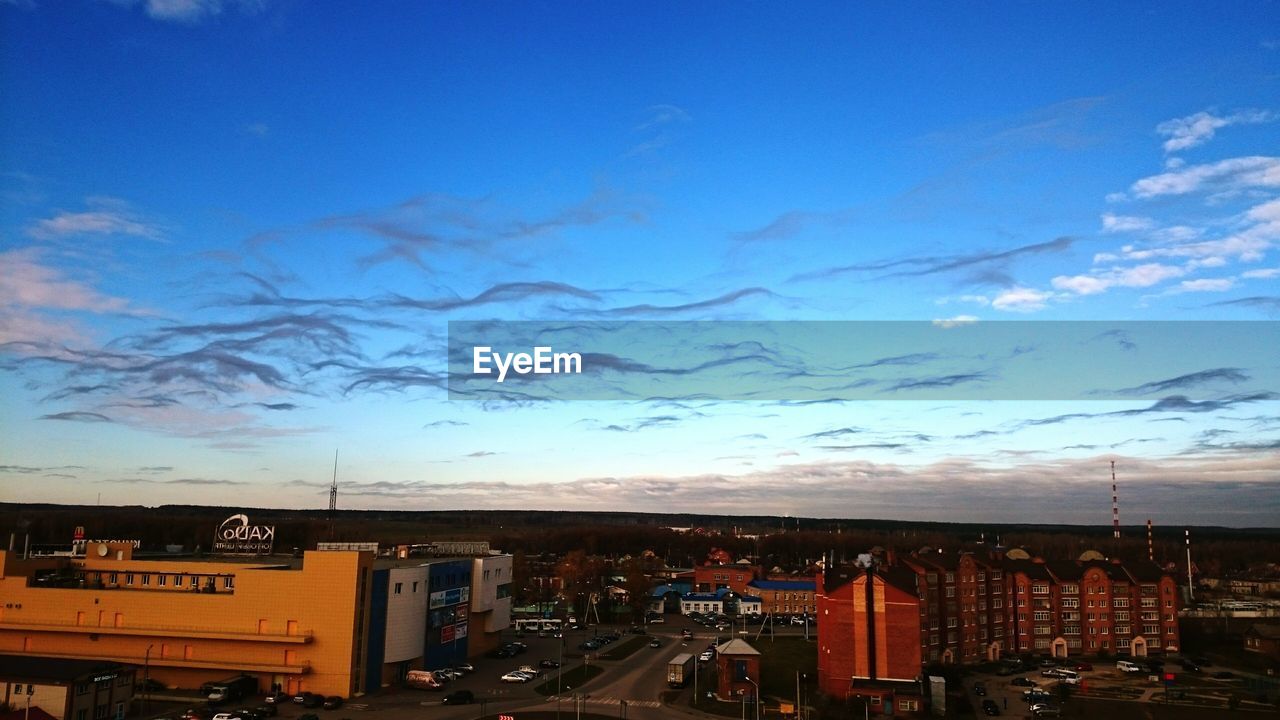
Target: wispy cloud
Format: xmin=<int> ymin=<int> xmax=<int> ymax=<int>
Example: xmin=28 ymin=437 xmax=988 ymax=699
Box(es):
xmin=1155 ymin=109 xmax=1277 ymax=153
xmin=790 ymin=236 xmax=1074 ymax=286
xmin=991 ymin=286 xmax=1053 ymax=312
xmin=26 ymin=197 xmax=164 ymax=240
xmin=39 ymin=411 xmax=114 ymax=423
xmin=107 ymin=0 xmax=266 ymax=24
xmin=1127 ymin=156 xmax=1280 ymax=199
xmin=1118 ymin=368 xmax=1249 ymax=395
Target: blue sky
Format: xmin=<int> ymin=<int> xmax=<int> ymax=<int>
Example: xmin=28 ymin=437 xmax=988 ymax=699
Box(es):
xmin=2 ymin=1 xmax=1278 ymax=525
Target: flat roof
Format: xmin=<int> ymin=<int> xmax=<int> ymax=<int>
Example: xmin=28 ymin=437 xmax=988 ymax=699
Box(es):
xmin=0 ymin=654 xmax=129 ymax=682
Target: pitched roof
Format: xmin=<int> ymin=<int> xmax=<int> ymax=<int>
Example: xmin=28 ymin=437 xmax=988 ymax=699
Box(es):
xmin=1247 ymin=624 xmax=1280 ymax=639
xmin=716 ymin=638 xmax=760 ymax=656
xmin=0 ymin=654 xmax=128 ymax=681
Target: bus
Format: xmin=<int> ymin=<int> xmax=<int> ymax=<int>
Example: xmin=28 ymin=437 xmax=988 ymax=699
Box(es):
xmin=515 ymin=618 xmax=563 ymax=634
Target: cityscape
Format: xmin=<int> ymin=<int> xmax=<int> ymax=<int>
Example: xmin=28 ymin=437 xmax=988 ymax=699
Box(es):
xmin=3 ymin=1 xmax=1280 ymax=719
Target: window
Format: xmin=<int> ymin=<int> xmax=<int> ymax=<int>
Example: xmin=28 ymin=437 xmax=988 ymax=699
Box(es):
xmin=394 ymin=582 xmax=403 ymax=595
xmin=899 ymin=699 xmax=919 ymax=711
xmin=95 ymin=705 xmax=108 ymax=720
xmin=125 ymin=573 xmax=133 ymax=585
xmin=142 ymin=574 xmax=150 ymax=586
xmin=945 ymin=573 xmax=955 ymax=583
xmin=1061 ymin=584 xmax=1079 ymax=595
xmin=172 ymin=575 xmax=180 ymax=586
xmin=1034 ymin=611 xmax=1050 ymax=621
xmin=1062 ymin=598 xmax=1079 ymax=608
xmin=77 ymin=711 xmax=87 ymax=720
xmin=413 ymin=581 xmax=419 ymax=592
xmin=223 ymin=576 xmax=234 ymax=589
xmin=946 ymin=586 xmax=955 ymax=598
xmin=157 ymin=575 xmax=166 ymax=587
xmin=190 ymin=576 xmax=199 ymax=587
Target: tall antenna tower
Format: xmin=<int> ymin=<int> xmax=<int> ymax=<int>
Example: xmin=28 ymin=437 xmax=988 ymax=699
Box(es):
xmin=327 ymin=449 xmax=338 ymax=540
xmin=1152 ymin=517 xmax=1162 ymax=563
xmin=1111 ymin=460 xmax=1120 ymax=540
xmin=1185 ymin=529 xmax=1194 ymax=601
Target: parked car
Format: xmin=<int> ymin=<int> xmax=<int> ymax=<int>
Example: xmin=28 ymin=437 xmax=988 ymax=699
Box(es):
xmin=579 ymin=641 xmax=599 ymax=651
xmin=517 ymin=665 xmax=543 ymax=677
xmin=539 ymin=659 xmax=561 ymax=668
xmin=1179 ymin=660 xmax=1201 ymax=672
xmin=253 ymin=706 xmax=276 ymax=718
xmin=302 ymin=695 xmax=323 ymax=709
xmin=973 ymin=681 xmax=986 ymax=696
xmin=500 ymin=672 xmax=530 ymax=683
xmin=321 ymin=697 xmax=343 ymax=710
xmin=298 ymin=714 xmax=319 ymax=720
xmin=1023 ymin=689 xmax=1052 ymax=703
xmin=455 ymin=663 xmax=475 ymax=674
xmin=981 ymin=699 xmax=1000 ymax=716
xmin=1030 ymin=703 xmax=1061 ymax=718
xmin=1011 ymin=677 xmax=1036 ymax=687
xmin=441 ymin=690 xmax=474 ymax=706
xmin=699 ymin=651 xmax=714 ymax=662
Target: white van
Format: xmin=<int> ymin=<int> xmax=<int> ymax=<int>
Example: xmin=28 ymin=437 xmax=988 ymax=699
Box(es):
xmin=1115 ymin=660 xmax=1141 ymax=673
xmin=1058 ymin=670 xmax=1081 ymax=684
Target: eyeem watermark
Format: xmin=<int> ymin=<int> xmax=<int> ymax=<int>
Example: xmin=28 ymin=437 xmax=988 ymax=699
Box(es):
xmin=472 ymin=346 xmax=582 ymax=383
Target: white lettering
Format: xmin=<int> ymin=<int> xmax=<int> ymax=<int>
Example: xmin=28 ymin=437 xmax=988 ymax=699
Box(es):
xmin=472 ymin=346 xmax=583 ymax=383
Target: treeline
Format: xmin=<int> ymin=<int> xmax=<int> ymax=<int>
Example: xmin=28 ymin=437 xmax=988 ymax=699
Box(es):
xmin=2 ymin=503 xmax=1276 ymax=575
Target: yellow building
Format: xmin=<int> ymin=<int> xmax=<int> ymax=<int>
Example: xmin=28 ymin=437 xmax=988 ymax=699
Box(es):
xmin=0 ymin=543 xmax=374 ymax=698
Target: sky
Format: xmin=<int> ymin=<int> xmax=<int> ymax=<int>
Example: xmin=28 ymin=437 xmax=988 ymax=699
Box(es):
xmin=1 ymin=1 xmax=1278 ymax=526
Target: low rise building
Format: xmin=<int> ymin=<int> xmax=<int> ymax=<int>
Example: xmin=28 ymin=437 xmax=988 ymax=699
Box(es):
xmin=0 ymin=655 xmax=135 ymax=720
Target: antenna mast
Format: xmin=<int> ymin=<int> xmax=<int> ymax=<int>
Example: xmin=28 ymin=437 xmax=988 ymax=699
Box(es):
xmin=328 ymin=449 xmax=338 ymax=540
xmin=1111 ymin=460 xmax=1120 ymax=540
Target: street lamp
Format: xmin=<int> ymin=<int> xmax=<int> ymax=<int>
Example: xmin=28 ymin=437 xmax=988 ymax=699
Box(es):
xmin=556 ymin=634 xmax=565 ymax=720
xmin=745 ymin=676 xmax=760 ymax=720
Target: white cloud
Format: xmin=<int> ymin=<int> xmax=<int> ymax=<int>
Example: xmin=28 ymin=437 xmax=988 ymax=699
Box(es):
xmin=1175 ymin=278 xmax=1235 ymax=292
xmin=1165 ymin=157 xmax=1186 ymax=170
xmin=108 ymin=0 xmax=264 ymax=24
xmin=1129 ymin=156 xmax=1280 ymax=198
xmin=932 ymin=315 xmax=979 ymax=328
xmin=1052 ymin=263 xmax=1186 ymax=296
xmin=27 ymin=198 xmax=164 ymax=240
xmin=0 ymin=247 xmax=136 ymax=313
xmin=1241 ymin=267 xmax=1280 ymax=279
xmin=1101 ymin=213 xmax=1154 ymax=233
xmin=991 ymin=287 xmax=1052 ymax=312
xmin=1155 ymin=110 xmax=1276 ymax=153
xmin=244 ymin=122 xmax=269 ymax=137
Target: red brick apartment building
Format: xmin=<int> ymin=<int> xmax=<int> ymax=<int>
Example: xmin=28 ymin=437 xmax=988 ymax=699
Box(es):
xmin=818 ymin=549 xmax=1181 ymax=708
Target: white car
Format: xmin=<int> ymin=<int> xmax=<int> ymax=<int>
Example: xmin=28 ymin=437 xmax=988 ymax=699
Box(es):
xmin=517 ymin=665 xmax=542 ymax=677
xmin=699 ymin=651 xmax=714 ymax=662
xmin=500 ymin=672 xmax=531 ymax=683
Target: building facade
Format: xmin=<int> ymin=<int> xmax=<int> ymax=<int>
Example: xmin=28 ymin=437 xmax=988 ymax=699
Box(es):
xmin=746 ymin=579 xmax=817 ymax=616
xmin=0 ymin=656 xmax=135 ymax=720
xmin=817 ymin=550 xmax=1183 ymax=710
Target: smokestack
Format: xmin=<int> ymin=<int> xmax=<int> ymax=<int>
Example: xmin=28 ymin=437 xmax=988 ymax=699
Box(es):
xmin=1111 ymin=460 xmax=1120 ymax=540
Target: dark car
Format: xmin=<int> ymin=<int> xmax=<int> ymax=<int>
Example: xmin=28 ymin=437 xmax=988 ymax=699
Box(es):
xmin=579 ymin=640 xmax=599 ymax=650
xmin=302 ymin=695 xmax=323 ymax=709
xmin=253 ymin=706 xmax=277 ymax=718
xmin=298 ymin=714 xmax=319 ymax=720
xmin=539 ymin=659 xmax=561 ymax=668
xmin=973 ymin=682 xmax=987 ymax=696
xmin=1073 ymin=661 xmax=1093 ymax=671
xmin=981 ymin=699 xmax=1000 ymax=716
xmin=1011 ymin=677 xmax=1036 ymax=687
xmin=649 ymin=639 xmax=662 ymax=648
xmin=1179 ymin=660 xmax=1201 ymax=672
xmin=321 ymin=697 xmax=342 ymax=710
xmin=1213 ymin=670 xmax=1235 ymax=679
xmin=441 ymin=690 xmax=474 ymax=706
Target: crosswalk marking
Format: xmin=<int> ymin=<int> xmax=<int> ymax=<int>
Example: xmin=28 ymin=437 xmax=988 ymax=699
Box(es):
xmin=545 ymin=696 xmax=660 ymax=708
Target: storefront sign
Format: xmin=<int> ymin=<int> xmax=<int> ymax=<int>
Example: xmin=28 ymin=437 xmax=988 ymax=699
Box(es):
xmin=213 ymin=514 xmax=275 ymax=554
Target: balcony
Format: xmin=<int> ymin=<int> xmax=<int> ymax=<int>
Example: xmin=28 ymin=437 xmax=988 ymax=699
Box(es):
xmin=0 ymin=620 xmax=313 ymax=644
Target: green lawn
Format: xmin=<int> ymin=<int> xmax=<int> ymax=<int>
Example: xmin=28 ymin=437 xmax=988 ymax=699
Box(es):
xmin=754 ymin=636 xmax=819 ymax=700
xmin=599 ymin=636 xmax=649 ymax=661
xmin=534 ymin=664 xmax=605 ymax=696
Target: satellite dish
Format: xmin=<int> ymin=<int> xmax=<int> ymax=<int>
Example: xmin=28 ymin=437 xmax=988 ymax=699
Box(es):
xmin=97 ymin=544 xmax=109 ymax=557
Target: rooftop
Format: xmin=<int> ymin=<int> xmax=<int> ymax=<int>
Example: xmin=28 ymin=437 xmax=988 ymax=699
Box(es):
xmin=0 ymin=654 xmax=129 ymax=681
